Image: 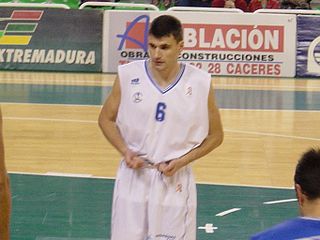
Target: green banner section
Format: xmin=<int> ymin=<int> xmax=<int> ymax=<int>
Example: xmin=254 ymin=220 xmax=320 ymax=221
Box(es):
xmin=0 ymin=8 xmax=103 ymax=72
xmin=6 ymin=23 xmax=37 ymax=32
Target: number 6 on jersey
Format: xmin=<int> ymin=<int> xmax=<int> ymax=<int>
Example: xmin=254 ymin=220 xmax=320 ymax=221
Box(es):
xmin=155 ymin=102 xmax=167 ymax=122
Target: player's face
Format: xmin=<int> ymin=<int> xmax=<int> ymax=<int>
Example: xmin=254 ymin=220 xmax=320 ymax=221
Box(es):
xmin=148 ymin=34 xmax=183 ymax=71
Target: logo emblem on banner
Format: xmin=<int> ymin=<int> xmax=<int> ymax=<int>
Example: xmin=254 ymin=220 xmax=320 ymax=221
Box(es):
xmin=307 ymin=36 xmax=320 ymax=74
xmin=0 ymin=10 xmax=43 ymax=45
xmin=116 ymin=15 xmax=150 ymax=52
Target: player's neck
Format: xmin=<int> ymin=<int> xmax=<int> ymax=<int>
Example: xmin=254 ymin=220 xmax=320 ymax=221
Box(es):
xmin=301 ymin=199 xmax=320 ymax=218
xmin=150 ymin=62 xmax=181 ymax=88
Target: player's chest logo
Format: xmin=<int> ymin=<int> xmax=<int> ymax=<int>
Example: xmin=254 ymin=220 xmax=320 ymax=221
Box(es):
xmin=131 ymin=78 xmax=140 ymax=85
xmin=132 ymin=92 xmax=143 ymax=103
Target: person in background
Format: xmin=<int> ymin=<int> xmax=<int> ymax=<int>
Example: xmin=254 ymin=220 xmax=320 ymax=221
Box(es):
xmin=98 ymin=15 xmax=224 ymax=240
xmin=174 ymin=0 xmax=212 ymax=7
xmin=212 ymin=0 xmax=248 ymax=11
xmin=151 ymin=0 xmax=173 ymax=9
xmin=247 ymin=0 xmax=280 ymax=11
xmin=280 ymin=0 xmax=311 ymax=9
xmin=251 ymin=148 xmax=320 ymax=240
xmin=0 ymin=107 xmax=11 ymax=240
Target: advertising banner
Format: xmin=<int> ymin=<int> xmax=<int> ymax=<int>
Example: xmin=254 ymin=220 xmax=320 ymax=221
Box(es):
xmin=103 ymin=11 xmax=296 ymax=77
xmin=0 ymin=8 xmax=102 ymax=72
xmin=296 ymin=15 xmax=320 ymax=77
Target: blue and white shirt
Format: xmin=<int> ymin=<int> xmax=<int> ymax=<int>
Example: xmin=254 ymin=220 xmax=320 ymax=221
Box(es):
xmin=251 ymin=217 xmax=320 ymax=240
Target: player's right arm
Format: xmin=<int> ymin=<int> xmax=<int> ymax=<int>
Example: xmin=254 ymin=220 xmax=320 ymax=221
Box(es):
xmin=98 ymin=76 xmax=144 ymax=169
xmin=0 ymin=107 xmax=11 ymax=240
xmin=98 ymin=76 xmax=126 ymax=155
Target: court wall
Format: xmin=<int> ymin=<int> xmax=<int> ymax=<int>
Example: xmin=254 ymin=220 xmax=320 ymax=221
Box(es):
xmin=0 ymin=8 xmax=319 ymax=77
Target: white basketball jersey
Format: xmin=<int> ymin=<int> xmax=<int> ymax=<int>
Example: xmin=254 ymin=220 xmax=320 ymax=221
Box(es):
xmin=116 ymin=60 xmax=211 ymax=164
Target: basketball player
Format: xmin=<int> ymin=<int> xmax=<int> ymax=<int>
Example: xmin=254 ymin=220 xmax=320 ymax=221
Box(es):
xmin=251 ymin=148 xmax=320 ymax=240
xmin=0 ymin=107 xmax=11 ymax=239
xmin=98 ymin=15 xmax=223 ymax=240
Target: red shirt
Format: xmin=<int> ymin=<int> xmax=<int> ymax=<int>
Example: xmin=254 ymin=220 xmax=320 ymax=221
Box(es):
xmin=247 ymin=0 xmax=280 ymax=12
xmin=212 ymin=0 xmax=248 ymax=11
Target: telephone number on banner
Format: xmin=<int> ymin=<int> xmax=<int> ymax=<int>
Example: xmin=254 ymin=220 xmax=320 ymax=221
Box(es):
xmin=188 ymin=62 xmax=281 ymax=76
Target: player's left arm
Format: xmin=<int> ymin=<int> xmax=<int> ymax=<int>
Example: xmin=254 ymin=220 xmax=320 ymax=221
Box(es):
xmin=159 ymin=82 xmax=224 ymax=176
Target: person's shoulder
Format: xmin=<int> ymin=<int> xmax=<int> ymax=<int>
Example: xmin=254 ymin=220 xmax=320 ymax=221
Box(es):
xmin=118 ymin=60 xmax=146 ymax=70
xmin=250 ymin=218 xmax=307 ymax=240
xmin=182 ymin=63 xmax=212 ymax=88
xmin=184 ymin=62 xmax=211 ymax=77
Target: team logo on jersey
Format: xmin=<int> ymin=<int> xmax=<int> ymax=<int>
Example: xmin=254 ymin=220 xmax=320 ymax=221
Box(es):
xmin=132 ymin=92 xmax=143 ymax=103
xmin=176 ymin=183 xmax=183 ymax=193
xmin=131 ymin=78 xmax=140 ymax=85
xmin=186 ymin=86 xmax=192 ymax=96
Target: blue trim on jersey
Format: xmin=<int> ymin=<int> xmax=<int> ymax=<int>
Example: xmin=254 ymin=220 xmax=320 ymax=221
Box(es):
xmin=144 ymin=59 xmax=186 ymax=94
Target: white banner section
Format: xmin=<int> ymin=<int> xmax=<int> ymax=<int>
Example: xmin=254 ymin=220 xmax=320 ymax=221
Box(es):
xmin=103 ymin=11 xmax=296 ymax=77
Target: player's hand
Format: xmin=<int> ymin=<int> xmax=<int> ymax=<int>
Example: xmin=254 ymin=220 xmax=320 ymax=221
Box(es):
xmin=157 ymin=159 xmax=185 ymax=177
xmin=124 ymin=149 xmax=144 ymax=169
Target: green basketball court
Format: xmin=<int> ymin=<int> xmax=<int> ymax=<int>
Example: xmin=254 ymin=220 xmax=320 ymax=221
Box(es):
xmin=9 ymin=173 xmax=297 ymax=239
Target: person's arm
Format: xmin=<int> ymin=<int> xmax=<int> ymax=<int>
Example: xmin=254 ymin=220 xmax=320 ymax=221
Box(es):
xmin=98 ymin=76 xmax=144 ymax=169
xmin=159 ymin=82 xmax=224 ymax=176
xmin=0 ymin=107 xmax=11 ymax=240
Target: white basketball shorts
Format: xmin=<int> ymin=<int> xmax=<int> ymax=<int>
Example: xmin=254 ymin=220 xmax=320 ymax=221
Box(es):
xmin=110 ymin=160 xmax=197 ymax=240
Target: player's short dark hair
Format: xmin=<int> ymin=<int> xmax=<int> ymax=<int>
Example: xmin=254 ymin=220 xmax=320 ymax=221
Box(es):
xmin=149 ymin=15 xmax=183 ymax=43
xmin=294 ymin=148 xmax=320 ymax=200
